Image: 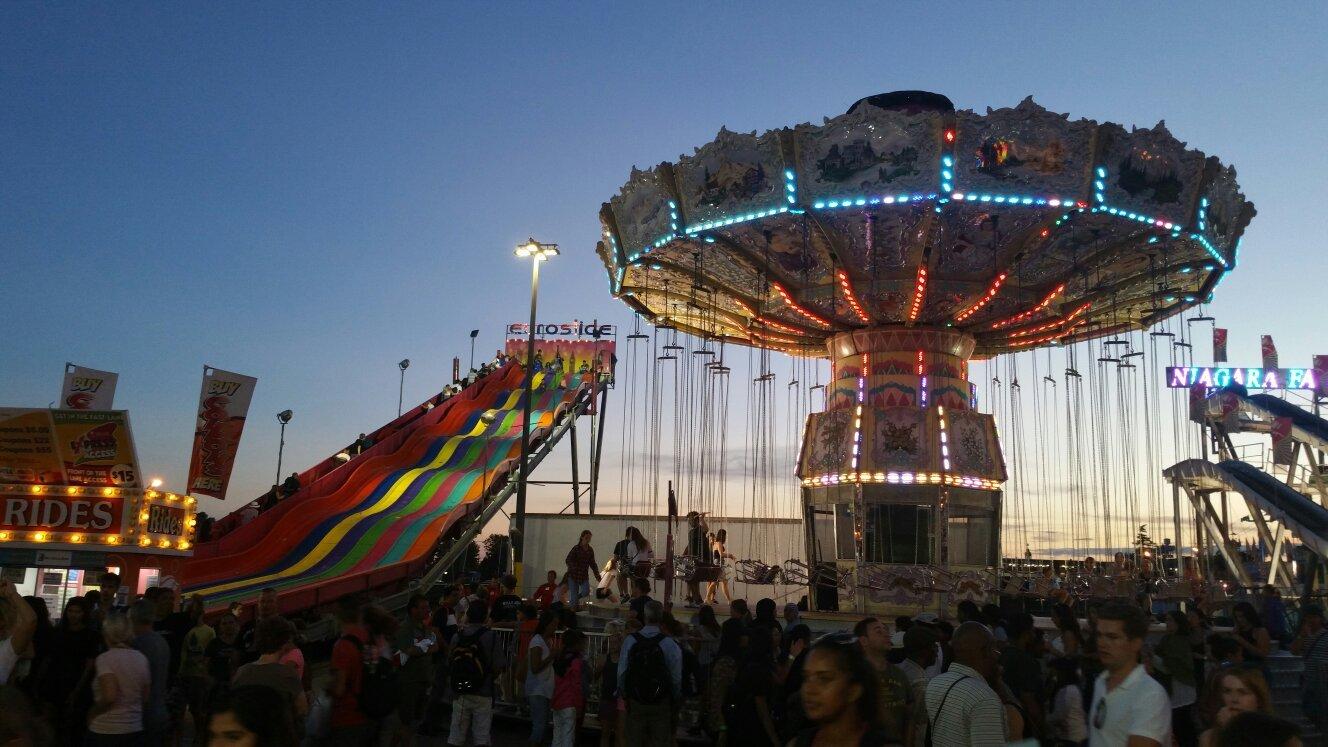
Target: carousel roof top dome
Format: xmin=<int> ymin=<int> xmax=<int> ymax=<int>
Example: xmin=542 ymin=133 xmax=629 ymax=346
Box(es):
xmin=597 ymin=93 xmax=1254 ymax=358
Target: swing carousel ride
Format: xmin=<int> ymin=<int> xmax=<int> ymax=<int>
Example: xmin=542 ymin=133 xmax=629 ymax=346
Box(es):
xmin=596 ymin=91 xmax=1253 ymax=614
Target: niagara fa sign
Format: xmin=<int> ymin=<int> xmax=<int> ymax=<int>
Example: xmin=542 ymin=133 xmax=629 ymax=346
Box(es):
xmin=1166 ymin=366 xmax=1319 ymax=390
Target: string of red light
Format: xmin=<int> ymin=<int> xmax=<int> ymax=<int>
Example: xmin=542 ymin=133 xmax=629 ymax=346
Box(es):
xmin=988 ymin=283 xmax=1067 ymax=329
xmin=836 ymin=270 xmax=870 ymax=323
xmin=1008 ymin=319 xmax=1086 ymax=348
xmin=772 ymin=281 xmax=835 ymax=328
xmin=1004 ymin=301 xmax=1091 ymax=339
xmin=907 ymin=265 xmax=928 ymax=321
xmin=954 ymin=271 xmax=1008 ymax=322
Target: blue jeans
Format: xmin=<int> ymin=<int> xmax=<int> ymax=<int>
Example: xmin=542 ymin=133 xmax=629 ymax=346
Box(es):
xmin=568 ymin=577 xmax=591 ymax=608
xmin=529 ymin=694 xmax=551 ymax=743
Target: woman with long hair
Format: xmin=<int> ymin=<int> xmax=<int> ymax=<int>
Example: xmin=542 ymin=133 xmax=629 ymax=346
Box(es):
xmin=725 ymin=615 xmax=783 ymax=746
xmin=703 ymin=618 xmax=747 ymax=744
xmin=1156 ymin=610 xmax=1200 ymax=747
xmin=706 ymin=529 xmax=736 ymax=604
xmin=1199 ymin=666 xmax=1273 ymax=747
xmin=40 ymin=596 xmax=100 ymax=741
xmin=1046 ymin=657 xmax=1086 ymax=746
xmin=1048 ymin=602 xmax=1085 ymax=658
xmin=1230 ymin=602 xmax=1272 ymax=669
xmin=694 ymin=605 xmax=722 ymax=684
xmin=206 ymin=684 xmax=298 ymax=746
xmin=628 ymin=526 xmax=653 ymax=578
xmin=526 ymin=609 xmax=561 ymax=746
xmin=792 ymin=634 xmax=885 ymax=746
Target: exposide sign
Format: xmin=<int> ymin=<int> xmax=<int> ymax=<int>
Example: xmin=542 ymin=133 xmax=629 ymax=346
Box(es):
xmin=1166 ymin=366 xmax=1319 ymax=390
xmin=506 ymin=322 xmax=615 ymax=338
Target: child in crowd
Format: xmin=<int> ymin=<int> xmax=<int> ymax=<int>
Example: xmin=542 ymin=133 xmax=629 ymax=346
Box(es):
xmin=551 ymin=628 xmax=590 ymax=747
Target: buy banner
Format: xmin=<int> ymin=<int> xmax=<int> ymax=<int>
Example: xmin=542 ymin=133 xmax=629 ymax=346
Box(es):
xmin=186 ymin=367 xmax=257 ymax=499
xmin=60 ymin=364 xmax=119 ymax=410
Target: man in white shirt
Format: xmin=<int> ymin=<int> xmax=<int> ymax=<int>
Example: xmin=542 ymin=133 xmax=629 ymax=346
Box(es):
xmin=1088 ymin=601 xmax=1171 ymax=747
xmin=0 ymin=580 xmax=36 ymax=685
xmin=925 ymin=621 xmax=1006 ymax=747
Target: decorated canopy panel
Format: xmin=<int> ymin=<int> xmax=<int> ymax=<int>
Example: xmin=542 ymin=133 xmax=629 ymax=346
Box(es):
xmin=599 ymin=92 xmax=1254 ymax=358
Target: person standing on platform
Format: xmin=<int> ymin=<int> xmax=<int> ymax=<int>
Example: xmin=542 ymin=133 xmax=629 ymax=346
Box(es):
xmin=684 ymin=512 xmax=708 ymax=608
xmin=564 ymin=531 xmax=600 ymax=612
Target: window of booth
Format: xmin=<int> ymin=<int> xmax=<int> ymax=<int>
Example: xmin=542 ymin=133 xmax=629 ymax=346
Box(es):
xmin=863 ymin=504 xmax=934 ymax=564
xmin=809 ymin=504 xmax=858 ymax=562
xmin=834 ymin=503 xmax=856 ymax=560
xmin=811 ymin=508 xmax=835 ymax=563
xmin=947 ymin=508 xmax=994 ymax=566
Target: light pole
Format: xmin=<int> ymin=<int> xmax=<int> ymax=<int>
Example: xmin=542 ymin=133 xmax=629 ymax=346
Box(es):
xmin=469 ymin=329 xmax=480 ymax=372
xmin=275 ymin=409 xmax=293 ymax=484
xmin=513 ymin=238 xmax=558 ymax=589
xmin=397 ymin=359 xmax=411 ymax=416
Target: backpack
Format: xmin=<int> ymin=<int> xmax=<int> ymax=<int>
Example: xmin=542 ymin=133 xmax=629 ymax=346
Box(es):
xmin=340 ymin=634 xmax=399 ymax=720
xmin=448 ymin=629 xmax=489 ymax=695
xmin=623 ymin=632 xmax=671 ymax=704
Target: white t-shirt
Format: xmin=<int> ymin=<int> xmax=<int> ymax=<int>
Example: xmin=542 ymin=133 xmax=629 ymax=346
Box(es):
xmin=0 ymin=639 xmax=16 ymax=685
xmin=1050 ymin=684 xmax=1088 ymax=742
xmin=526 ymin=634 xmax=554 ymax=698
xmin=90 ymin=647 xmax=151 ymax=735
xmin=1089 ymin=664 xmax=1171 ymax=747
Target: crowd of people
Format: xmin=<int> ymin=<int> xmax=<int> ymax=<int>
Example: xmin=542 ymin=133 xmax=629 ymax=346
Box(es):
xmin=0 ymin=556 xmax=1322 ymax=747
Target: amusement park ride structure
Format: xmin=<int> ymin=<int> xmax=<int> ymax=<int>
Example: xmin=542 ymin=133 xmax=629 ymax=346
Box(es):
xmin=597 ymin=91 xmax=1255 ymax=614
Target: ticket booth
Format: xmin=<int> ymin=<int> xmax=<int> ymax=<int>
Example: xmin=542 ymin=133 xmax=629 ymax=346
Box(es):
xmin=0 ymin=484 xmax=198 ymax=616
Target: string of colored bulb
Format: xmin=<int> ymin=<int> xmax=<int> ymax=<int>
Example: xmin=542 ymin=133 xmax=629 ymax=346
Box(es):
xmin=908 ymin=265 xmax=929 ymax=321
xmin=1005 ymin=301 xmax=1092 ymax=339
xmin=954 ymin=272 xmax=1009 ymax=322
xmin=989 ymin=283 xmax=1067 ymax=330
xmin=836 ymin=270 xmax=871 ymax=323
xmin=772 ymin=281 xmax=834 ymax=328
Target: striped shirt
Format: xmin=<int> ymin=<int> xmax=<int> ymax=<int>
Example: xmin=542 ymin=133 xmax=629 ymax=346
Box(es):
xmin=924 ymin=663 xmax=1006 ymax=747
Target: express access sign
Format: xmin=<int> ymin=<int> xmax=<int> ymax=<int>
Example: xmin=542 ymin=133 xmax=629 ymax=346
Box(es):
xmin=1166 ymin=366 xmax=1319 ymax=390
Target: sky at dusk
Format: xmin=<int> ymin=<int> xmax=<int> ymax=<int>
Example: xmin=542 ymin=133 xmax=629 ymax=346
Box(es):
xmin=3 ymin=3 xmax=1326 ymax=554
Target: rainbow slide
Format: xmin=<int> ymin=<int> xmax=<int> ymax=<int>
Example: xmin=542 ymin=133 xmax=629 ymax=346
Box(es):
xmin=182 ymin=364 xmax=586 ymax=610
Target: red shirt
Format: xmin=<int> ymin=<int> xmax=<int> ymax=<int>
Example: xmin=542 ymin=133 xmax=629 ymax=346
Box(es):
xmin=533 ymin=582 xmax=557 ymax=610
xmin=552 ymin=655 xmax=585 ymax=710
xmin=330 ymin=625 xmax=368 ymax=726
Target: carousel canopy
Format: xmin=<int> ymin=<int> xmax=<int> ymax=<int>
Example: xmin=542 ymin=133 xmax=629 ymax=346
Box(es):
xmin=597 ymin=92 xmax=1254 ymax=359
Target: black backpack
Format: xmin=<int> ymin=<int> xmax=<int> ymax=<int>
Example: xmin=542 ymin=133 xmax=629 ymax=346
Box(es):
xmin=340 ymin=634 xmax=399 ymax=719
xmin=623 ymin=632 xmax=671 ymax=704
xmin=448 ymin=629 xmax=489 ymax=695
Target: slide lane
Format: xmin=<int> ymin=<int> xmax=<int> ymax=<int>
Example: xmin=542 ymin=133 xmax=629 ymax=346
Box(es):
xmin=1165 ymin=458 xmax=1328 ymax=559
xmin=183 ymin=365 xmax=523 ymax=583
xmin=187 ymin=373 xmax=581 ymax=606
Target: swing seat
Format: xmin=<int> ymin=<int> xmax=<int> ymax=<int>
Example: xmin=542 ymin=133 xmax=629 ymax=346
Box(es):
xmin=735 ymin=559 xmax=782 ymax=585
xmin=781 ymin=559 xmax=812 ymax=585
